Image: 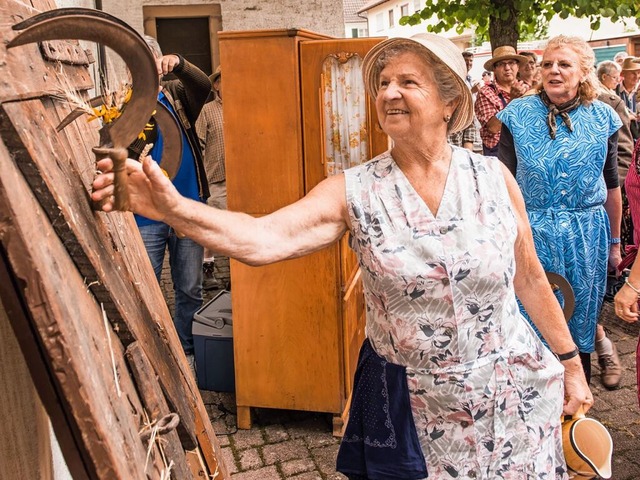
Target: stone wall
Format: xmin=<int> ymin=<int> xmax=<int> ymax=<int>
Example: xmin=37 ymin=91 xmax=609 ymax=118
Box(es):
xmin=101 ymin=0 xmax=345 ymax=38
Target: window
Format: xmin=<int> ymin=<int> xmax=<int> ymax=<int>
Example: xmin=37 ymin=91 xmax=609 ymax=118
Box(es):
xmin=156 ymin=17 xmax=211 ymax=74
xmin=388 ymin=9 xmax=395 ymax=28
xmin=414 ymin=0 xmax=422 ymax=11
xmin=351 ymin=28 xmax=359 ymax=38
xmin=359 ymin=27 xmax=368 ymax=38
xmin=376 ymin=12 xmax=384 ymax=31
xmin=143 ymin=4 xmax=221 ymax=76
xmin=401 ymin=4 xmax=409 ymax=17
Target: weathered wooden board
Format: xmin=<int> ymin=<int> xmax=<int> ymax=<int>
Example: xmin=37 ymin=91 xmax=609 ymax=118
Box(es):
xmin=0 ymin=248 xmax=90 ymax=478
xmin=0 ymin=0 xmax=94 ymax=103
xmin=0 ymin=134 xmax=151 ymax=479
xmin=0 ymin=294 xmax=54 ymax=480
xmin=126 ymin=342 xmax=194 ymax=480
xmin=0 ymin=97 xmax=226 ymax=475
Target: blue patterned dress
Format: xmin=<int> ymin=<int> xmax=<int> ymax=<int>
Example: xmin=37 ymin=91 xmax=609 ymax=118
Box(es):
xmin=339 ymin=148 xmax=566 ymax=479
xmin=497 ymin=96 xmax=622 ymax=352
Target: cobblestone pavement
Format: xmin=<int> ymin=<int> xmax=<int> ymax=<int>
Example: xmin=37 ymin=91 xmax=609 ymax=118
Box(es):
xmin=199 ymin=299 xmax=640 ymax=479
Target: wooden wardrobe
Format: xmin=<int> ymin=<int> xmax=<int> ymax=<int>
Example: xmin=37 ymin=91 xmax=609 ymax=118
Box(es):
xmin=219 ymin=29 xmax=387 ymax=434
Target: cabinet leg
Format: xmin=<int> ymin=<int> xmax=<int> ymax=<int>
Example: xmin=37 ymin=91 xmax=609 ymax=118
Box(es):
xmin=333 ymin=393 xmax=352 ymax=437
xmin=332 ymin=414 xmax=346 ymax=437
xmin=237 ymin=406 xmax=252 ymax=430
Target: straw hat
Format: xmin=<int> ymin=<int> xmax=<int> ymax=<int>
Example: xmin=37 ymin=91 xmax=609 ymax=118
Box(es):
xmin=210 ymin=65 xmax=222 ymax=83
xmin=361 ymin=33 xmax=473 ymax=135
xmin=483 ymin=45 xmax=528 ymax=72
xmin=621 ymin=57 xmax=640 ymax=72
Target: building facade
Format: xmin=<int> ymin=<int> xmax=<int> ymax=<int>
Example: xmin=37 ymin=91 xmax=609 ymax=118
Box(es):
xmin=344 ymin=0 xmax=369 ymax=38
xmin=60 ymin=0 xmax=345 ymax=83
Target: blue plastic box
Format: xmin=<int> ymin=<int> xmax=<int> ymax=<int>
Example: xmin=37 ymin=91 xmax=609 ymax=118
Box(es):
xmin=192 ymin=290 xmax=235 ymax=392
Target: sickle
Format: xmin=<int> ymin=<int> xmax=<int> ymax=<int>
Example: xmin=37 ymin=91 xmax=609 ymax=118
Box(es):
xmin=152 ymin=102 xmax=183 ymax=180
xmin=8 ymin=8 xmax=159 ymax=210
xmin=57 ymin=98 xmax=183 ymax=180
xmin=545 ymin=271 xmax=575 ymax=321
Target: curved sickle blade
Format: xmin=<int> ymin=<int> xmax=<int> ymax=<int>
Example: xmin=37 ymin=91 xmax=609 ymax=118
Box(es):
xmin=545 ymin=271 xmax=576 ymax=321
xmin=154 ymin=102 xmax=183 ymax=180
xmin=8 ymin=11 xmax=158 ymax=150
xmin=57 ymin=98 xmax=182 ymax=181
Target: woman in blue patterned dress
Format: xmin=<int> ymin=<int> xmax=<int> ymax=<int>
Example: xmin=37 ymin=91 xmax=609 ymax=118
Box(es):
xmin=497 ymin=36 xmax=623 ymax=387
xmin=91 ymin=34 xmax=592 ymax=479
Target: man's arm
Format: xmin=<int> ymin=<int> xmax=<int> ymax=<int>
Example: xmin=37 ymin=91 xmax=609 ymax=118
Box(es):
xmin=161 ymin=54 xmax=211 ymax=123
xmin=474 ymin=86 xmax=500 ymax=133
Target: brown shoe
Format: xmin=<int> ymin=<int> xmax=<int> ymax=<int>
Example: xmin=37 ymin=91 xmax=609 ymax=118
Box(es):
xmin=598 ymin=344 xmax=622 ymax=390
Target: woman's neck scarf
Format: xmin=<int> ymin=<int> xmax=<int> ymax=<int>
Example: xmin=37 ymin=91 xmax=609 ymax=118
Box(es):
xmin=539 ymin=90 xmax=581 ymax=140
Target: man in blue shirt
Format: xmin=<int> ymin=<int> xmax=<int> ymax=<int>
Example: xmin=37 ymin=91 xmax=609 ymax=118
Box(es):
xmin=129 ymin=36 xmax=211 ymax=371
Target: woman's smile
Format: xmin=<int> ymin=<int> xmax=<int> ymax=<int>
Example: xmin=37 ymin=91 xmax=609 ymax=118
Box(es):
xmin=386 ymin=108 xmax=409 ymax=115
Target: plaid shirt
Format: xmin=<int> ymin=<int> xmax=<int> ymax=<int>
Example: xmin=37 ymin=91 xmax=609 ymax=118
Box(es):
xmin=195 ymin=96 xmax=225 ymax=184
xmin=474 ymin=83 xmax=512 ymax=149
xmin=448 ymin=122 xmax=477 ymax=147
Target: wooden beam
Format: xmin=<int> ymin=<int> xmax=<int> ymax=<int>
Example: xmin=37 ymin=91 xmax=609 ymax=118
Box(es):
xmin=0 ymin=134 xmax=150 ymax=478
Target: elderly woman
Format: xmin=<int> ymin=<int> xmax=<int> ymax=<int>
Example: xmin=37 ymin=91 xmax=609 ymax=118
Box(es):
xmin=497 ymin=36 xmax=623 ymax=390
xmin=517 ymin=50 xmax=539 ymax=86
xmin=92 ymin=34 xmax=590 ymax=479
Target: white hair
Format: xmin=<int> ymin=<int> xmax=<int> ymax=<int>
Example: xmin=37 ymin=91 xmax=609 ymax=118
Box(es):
xmin=613 ymin=51 xmax=628 ymax=62
xmin=143 ymin=35 xmax=163 ymax=59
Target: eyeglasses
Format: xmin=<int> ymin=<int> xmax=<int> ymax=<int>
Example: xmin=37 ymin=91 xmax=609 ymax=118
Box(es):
xmin=494 ymin=60 xmax=518 ymax=69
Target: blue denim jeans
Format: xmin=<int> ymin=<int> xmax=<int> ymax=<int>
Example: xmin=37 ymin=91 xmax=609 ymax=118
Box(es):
xmin=139 ymin=223 xmax=203 ymax=355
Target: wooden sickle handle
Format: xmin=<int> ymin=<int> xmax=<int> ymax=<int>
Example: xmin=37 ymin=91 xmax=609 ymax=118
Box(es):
xmin=92 ymin=147 xmax=130 ymax=211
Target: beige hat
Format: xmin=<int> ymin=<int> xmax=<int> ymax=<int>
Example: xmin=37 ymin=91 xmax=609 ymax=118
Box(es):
xmin=621 ymin=57 xmax=640 ymax=72
xmin=483 ymin=45 xmax=528 ymax=72
xmin=362 ymin=33 xmax=473 ymax=135
xmin=210 ymin=65 xmax=221 ymax=83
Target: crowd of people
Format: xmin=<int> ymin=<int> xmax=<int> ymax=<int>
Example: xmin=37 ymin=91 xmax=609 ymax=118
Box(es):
xmin=92 ymin=31 xmax=640 ymax=478
xmin=464 ymin=38 xmax=640 ymax=393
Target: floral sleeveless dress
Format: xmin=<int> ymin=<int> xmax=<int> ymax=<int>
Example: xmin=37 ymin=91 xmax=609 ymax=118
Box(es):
xmin=344 ymin=147 xmax=567 ymax=479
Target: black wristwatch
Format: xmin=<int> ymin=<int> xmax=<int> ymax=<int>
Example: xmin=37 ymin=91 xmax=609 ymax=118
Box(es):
xmin=555 ymin=346 xmax=579 ymax=361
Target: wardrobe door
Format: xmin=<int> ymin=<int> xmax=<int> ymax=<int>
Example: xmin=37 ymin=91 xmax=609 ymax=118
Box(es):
xmin=300 ymin=39 xmax=388 ymax=411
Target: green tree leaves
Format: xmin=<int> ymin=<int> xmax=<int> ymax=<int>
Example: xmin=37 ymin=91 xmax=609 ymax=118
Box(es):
xmin=400 ymin=0 xmax=639 ymax=49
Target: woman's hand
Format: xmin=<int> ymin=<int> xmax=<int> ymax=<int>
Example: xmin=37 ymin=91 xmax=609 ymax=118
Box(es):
xmin=614 ymin=280 xmax=640 ymax=323
xmin=91 ymin=152 xmax=180 ymax=221
xmin=509 ymin=80 xmax=528 ymax=99
xmin=608 ymin=244 xmax=623 ymax=273
xmin=561 ymin=357 xmax=594 ymax=416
